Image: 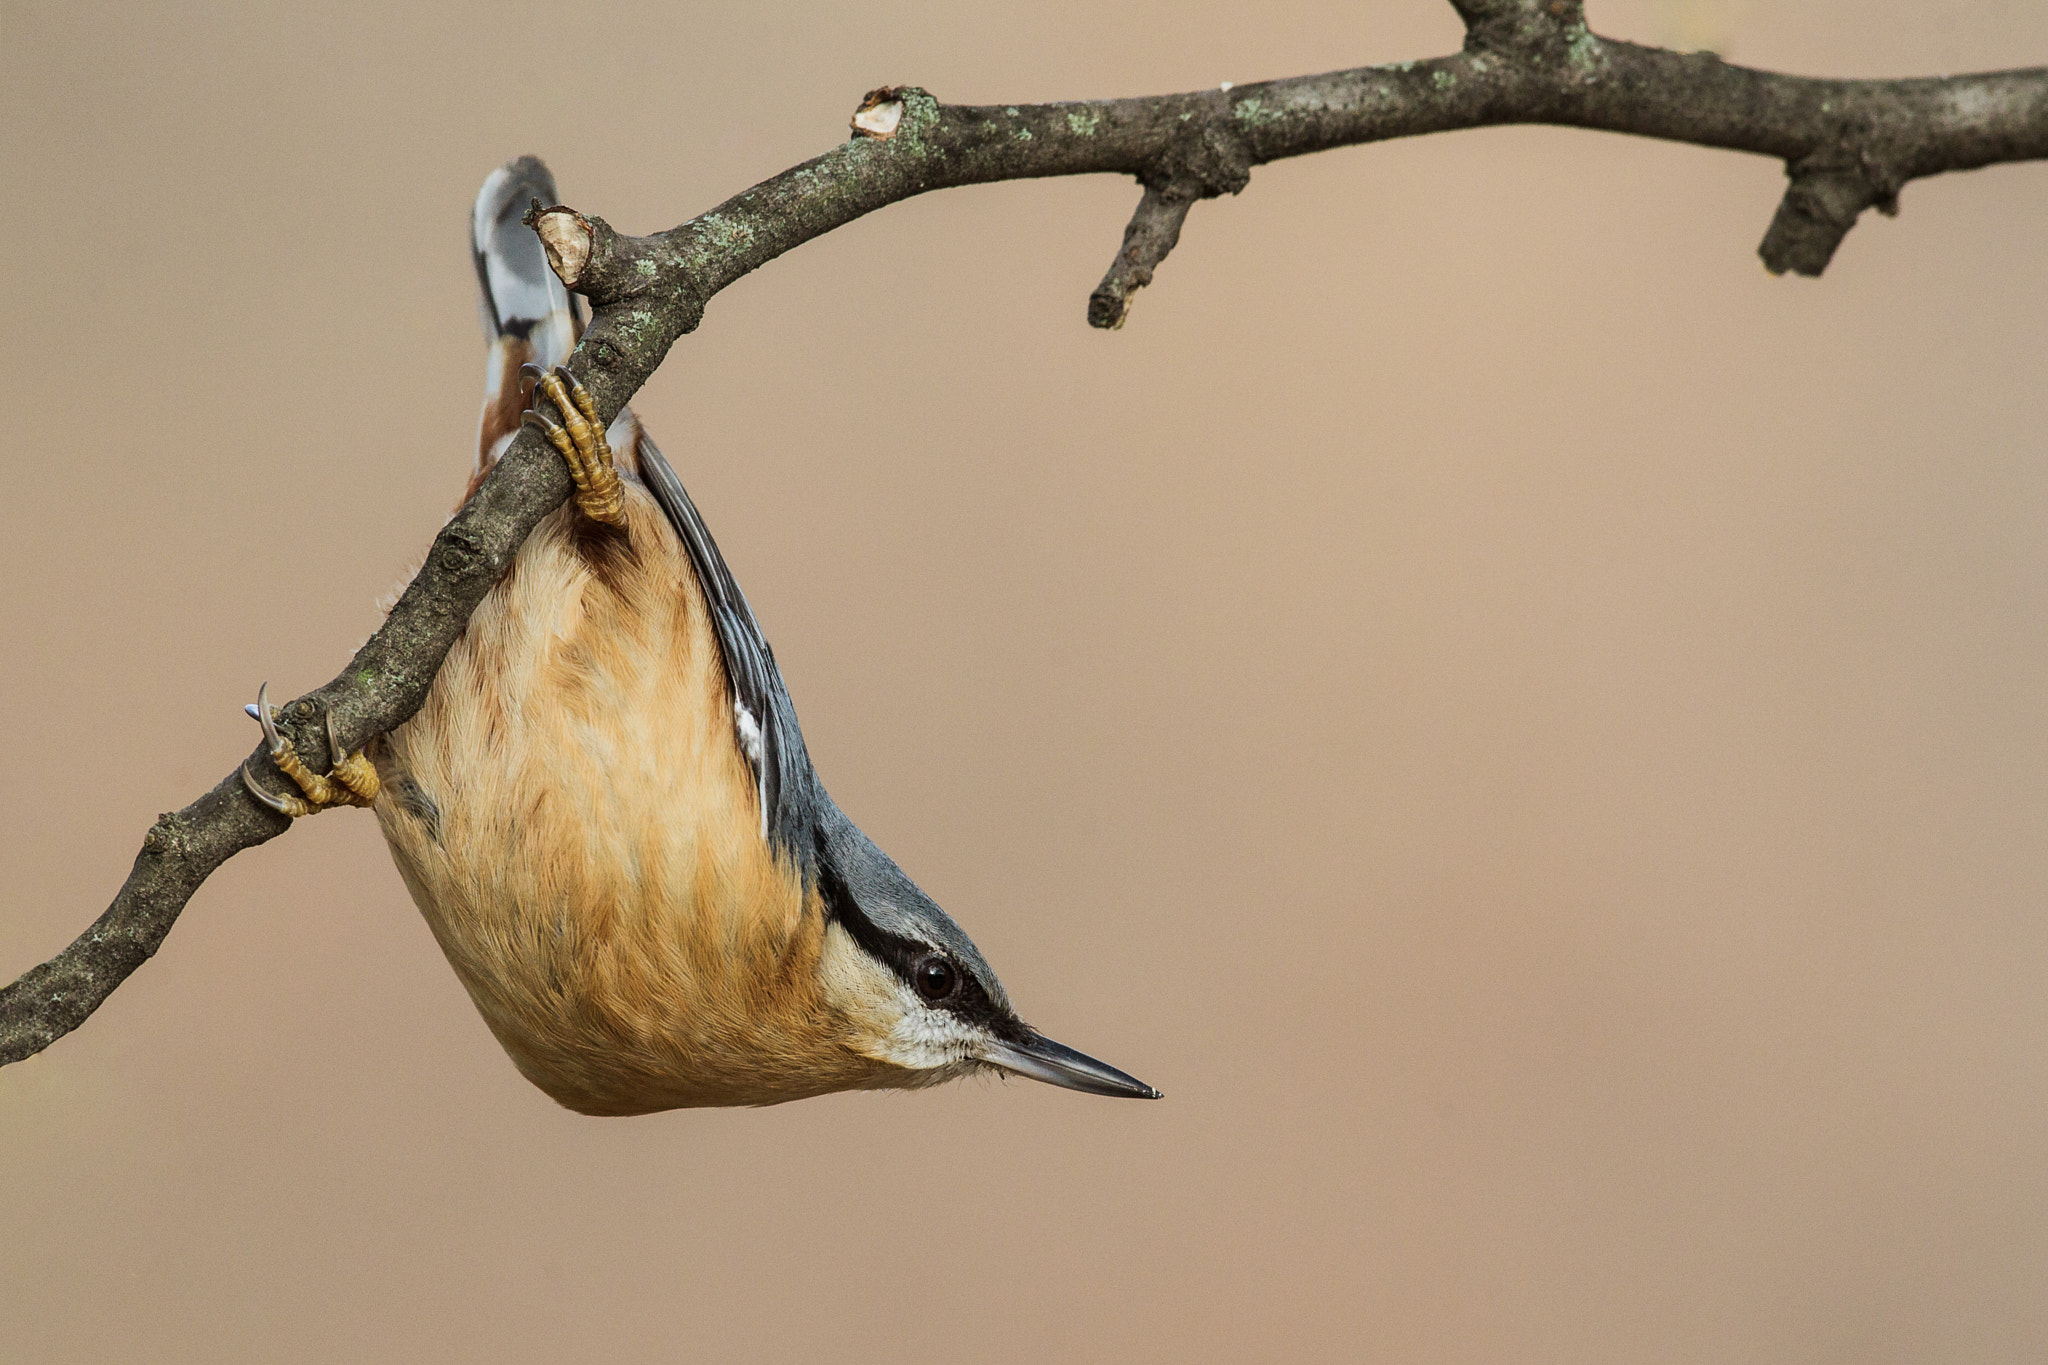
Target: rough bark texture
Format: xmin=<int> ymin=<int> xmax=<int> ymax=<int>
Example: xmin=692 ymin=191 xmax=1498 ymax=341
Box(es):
xmin=6 ymin=0 xmax=2046 ymax=1066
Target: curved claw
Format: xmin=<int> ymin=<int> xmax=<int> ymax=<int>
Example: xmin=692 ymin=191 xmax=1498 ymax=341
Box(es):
xmin=241 ymin=761 xmax=297 ymax=816
xmin=249 ymin=681 xmax=285 ymax=757
xmin=323 ymin=708 xmax=380 ymax=806
xmin=519 ymin=362 xmax=549 ymax=404
xmin=522 ymin=407 xmax=567 ymax=440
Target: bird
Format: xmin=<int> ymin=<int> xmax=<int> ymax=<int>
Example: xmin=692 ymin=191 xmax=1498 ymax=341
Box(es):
xmin=239 ymin=157 xmax=1160 ymax=1114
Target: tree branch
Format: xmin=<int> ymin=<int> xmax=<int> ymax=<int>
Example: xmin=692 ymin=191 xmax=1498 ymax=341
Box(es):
xmin=6 ymin=1 xmax=2046 ymax=1066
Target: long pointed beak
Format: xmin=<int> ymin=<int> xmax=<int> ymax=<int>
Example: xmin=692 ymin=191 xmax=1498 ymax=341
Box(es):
xmin=977 ymin=1033 xmax=1162 ymax=1099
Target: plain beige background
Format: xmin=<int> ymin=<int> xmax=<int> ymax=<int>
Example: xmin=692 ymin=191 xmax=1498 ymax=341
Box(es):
xmin=6 ymin=1 xmax=2048 ymax=1360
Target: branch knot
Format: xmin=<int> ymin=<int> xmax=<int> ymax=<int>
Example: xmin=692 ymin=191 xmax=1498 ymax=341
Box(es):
xmin=142 ymin=814 xmax=189 ymax=860
xmin=435 ymin=528 xmax=485 ymax=576
xmin=1450 ymin=0 xmax=1587 ymax=59
xmin=1148 ymin=107 xmax=1254 ymax=201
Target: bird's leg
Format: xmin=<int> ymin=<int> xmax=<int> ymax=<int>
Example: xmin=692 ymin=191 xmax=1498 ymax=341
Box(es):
xmin=240 ymin=683 xmax=380 ymax=818
xmin=523 ymin=364 xmax=625 ymax=528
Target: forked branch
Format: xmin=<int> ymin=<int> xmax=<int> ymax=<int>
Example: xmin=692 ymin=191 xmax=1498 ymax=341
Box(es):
xmin=5 ymin=0 xmax=2045 ymax=1065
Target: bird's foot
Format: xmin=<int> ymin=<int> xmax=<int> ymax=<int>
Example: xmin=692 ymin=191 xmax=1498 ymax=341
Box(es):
xmin=523 ymin=364 xmax=625 ymax=528
xmin=240 ymin=682 xmax=380 ymax=817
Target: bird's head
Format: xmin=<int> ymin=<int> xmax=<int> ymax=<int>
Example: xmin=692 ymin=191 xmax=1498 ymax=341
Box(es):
xmin=812 ymin=813 xmax=1160 ymax=1100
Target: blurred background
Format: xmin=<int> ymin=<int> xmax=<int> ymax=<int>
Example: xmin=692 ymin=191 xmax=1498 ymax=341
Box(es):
xmin=6 ymin=1 xmax=2048 ymax=1360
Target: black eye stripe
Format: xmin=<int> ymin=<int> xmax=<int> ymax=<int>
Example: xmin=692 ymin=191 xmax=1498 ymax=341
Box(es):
xmin=816 ymin=850 xmax=1024 ymax=1039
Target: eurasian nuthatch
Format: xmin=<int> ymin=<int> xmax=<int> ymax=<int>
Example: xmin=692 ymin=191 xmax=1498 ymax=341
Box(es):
xmin=242 ymin=158 xmax=1159 ymax=1113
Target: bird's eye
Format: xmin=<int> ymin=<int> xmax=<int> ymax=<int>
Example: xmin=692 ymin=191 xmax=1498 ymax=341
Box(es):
xmin=914 ymin=956 xmax=958 ymax=1001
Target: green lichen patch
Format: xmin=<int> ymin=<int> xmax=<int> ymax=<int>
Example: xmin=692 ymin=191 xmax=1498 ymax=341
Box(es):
xmin=1565 ymin=25 xmax=1602 ymax=74
xmin=1233 ymin=96 xmax=1284 ymax=127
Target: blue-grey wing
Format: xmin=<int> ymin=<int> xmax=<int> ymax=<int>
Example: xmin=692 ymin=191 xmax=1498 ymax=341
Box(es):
xmin=633 ymin=429 xmax=819 ymax=866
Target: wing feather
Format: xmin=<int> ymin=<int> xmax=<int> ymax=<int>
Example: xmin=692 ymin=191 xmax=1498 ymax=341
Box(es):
xmin=634 ymin=430 xmax=818 ymax=864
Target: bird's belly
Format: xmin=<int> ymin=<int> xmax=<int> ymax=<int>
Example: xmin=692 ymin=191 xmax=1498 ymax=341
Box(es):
xmin=371 ymin=494 xmax=851 ymax=1112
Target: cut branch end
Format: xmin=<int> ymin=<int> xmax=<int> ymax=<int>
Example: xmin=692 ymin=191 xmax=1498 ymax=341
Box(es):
xmin=523 ymin=200 xmax=594 ymax=289
xmin=852 ymin=88 xmax=907 ymax=140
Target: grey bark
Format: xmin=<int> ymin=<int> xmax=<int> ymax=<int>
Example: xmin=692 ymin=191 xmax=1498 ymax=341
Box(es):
xmin=5 ymin=0 xmax=2046 ymax=1066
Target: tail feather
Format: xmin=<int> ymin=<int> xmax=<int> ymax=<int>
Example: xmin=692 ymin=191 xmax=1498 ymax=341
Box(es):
xmin=474 ymin=158 xmax=581 ymax=352
xmin=468 ymin=157 xmax=644 ymax=502
xmin=471 ymin=158 xmax=577 ymax=492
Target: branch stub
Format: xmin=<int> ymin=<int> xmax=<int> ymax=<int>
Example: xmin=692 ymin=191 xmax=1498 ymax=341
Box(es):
xmin=852 ymin=88 xmax=906 ymax=140
xmin=523 ymin=200 xmax=594 ymax=289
